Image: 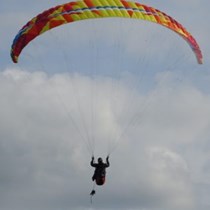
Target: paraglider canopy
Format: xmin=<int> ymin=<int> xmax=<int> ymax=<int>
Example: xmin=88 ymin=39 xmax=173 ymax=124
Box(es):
xmin=11 ymin=0 xmax=203 ymax=64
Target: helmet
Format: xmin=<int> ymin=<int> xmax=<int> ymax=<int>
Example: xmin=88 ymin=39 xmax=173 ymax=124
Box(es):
xmin=98 ymin=157 xmax=103 ymax=163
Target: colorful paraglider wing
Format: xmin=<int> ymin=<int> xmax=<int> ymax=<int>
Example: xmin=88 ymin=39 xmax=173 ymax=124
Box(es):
xmin=11 ymin=0 xmax=203 ymax=64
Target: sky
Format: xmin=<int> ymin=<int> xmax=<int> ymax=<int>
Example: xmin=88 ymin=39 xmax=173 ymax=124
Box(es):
xmin=0 ymin=0 xmax=210 ymax=210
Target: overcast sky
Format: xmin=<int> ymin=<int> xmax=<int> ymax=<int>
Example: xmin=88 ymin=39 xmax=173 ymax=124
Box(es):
xmin=0 ymin=1 xmax=210 ymax=210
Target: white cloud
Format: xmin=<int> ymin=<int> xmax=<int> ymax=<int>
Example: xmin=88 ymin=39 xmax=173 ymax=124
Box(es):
xmin=145 ymin=146 xmax=194 ymax=209
xmin=0 ymin=67 xmax=209 ymax=209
